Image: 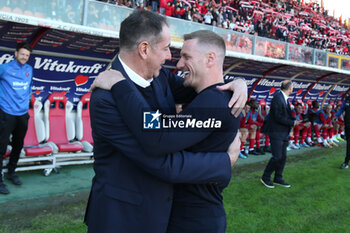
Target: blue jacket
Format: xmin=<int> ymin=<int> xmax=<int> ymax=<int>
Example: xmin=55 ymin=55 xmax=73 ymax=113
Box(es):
xmin=0 ymin=60 xmax=33 ymax=115
xmin=84 ymin=58 xmax=232 ymax=233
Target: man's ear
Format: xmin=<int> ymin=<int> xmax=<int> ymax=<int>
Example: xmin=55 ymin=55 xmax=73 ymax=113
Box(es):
xmin=206 ymin=51 xmax=216 ymax=67
xmin=138 ymin=41 xmax=150 ymax=60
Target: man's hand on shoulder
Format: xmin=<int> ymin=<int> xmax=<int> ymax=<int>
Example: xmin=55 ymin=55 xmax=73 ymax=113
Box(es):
xmin=90 ymin=69 xmax=126 ymax=91
xmin=216 ymin=79 xmax=248 ymax=117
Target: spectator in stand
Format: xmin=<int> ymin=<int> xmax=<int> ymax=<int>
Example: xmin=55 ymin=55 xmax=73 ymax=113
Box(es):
xmin=183 ymin=6 xmax=192 ymax=21
xmin=291 ymin=103 xmax=311 ymax=149
xmin=151 ymin=0 xmax=159 ymax=12
xmin=203 ymin=11 xmax=214 ymax=25
xmin=0 ymin=43 xmax=33 ymax=195
xmin=97 ymin=0 xmax=350 ymax=54
xmin=174 ymin=6 xmax=181 ymax=18
xmin=191 ymin=7 xmax=203 ymax=23
xmin=256 ymin=20 xmax=265 ymax=36
xmin=165 ymin=1 xmax=175 ymax=17
xmin=136 ymin=1 xmax=146 ymax=9
xmin=217 ymin=8 xmax=225 ymax=26
xmin=211 ymin=7 xmax=218 ymax=26
xmin=229 ymin=18 xmax=236 ymax=30
xmin=159 ymin=0 xmax=167 ymax=15
xmin=200 ymin=2 xmax=209 ymax=17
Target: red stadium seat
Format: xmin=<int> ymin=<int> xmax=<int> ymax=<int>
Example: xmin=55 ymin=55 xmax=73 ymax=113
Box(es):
xmin=23 ymin=95 xmax=53 ymax=156
xmin=258 ymin=99 xmax=269 ymax=118
xmin=44 ymin=92 xmax=83 ymax=152
xmin=76 ymin=92 xmax=93 ymax=152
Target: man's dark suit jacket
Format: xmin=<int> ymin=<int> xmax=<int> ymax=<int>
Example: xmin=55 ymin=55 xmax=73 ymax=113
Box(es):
xmin=262 ymin=91 xmax=294 ymax=140
xmin=84 ymin=58 xmax=232 ymax=233
xmin=110 ymin=80 xmax=240 ymax=231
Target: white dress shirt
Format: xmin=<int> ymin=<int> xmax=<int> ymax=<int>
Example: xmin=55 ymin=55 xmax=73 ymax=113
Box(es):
xmin=281 ymin=90 xmax=289 ymax=106
xmin=119 ymin=55 xmax=153 ymax=88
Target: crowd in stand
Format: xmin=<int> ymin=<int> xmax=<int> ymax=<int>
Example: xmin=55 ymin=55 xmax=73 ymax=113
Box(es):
xmin=97 ymin=0 xmax=350 ymax=56
xmin=237 ymin=98 xmax=345 ymax=159
xmin=1 ymin=1 xmax=348 ymax=56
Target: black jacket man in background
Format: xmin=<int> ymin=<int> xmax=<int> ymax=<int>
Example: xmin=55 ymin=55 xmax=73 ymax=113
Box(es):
xmin=261 ymin=80 xmax=296 ymax=188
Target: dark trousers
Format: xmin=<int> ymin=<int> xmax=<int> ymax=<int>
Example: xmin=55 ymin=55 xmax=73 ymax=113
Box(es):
xmin=167 ymin=214 xmax=226 ymax=233
xmin=0 ymin=109 xmax=29 ymax=180
xmin=262 ymin=138 xmax=288 ymax=182
xmin=345 ymin=127 xmax=350 ymax=165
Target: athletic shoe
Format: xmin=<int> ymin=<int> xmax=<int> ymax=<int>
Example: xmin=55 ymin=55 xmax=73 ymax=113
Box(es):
xmin=0 ymin=182 xmax=9 ymax=195
xmin=263 ymin=146 xmax=272 ymax=153
xmin=239 ymin=152 xmax=247 ymax=159
xmin=336 ymin=136 xmax=344 ymax=142
xmin=287 ymin=146 xmax=291 ymax=151
xmin=295 ymin=143 xmax=301 ymax=149
xmin=340 ymin=163 xmax=349 ymax=169
xmin=260 ymin=178 xmax=274 ymax=188
xmin=5 ymin=173 xmax=22 ymax=185
xmin=329 ymin=141 xmax=338 ymax=147
xmin=273 ymin=180 xmax=291 ymax=188
xmin=300 ymin=142 xmax=310 ymax=148
xmin=256 ymin=148 xmax=265 ymax=155
xmin=248 ymin=150 xmax=260 ymax=156
xmin=322 ymin=141 xmax=332 ymax=148
xmin=289 ymin=143 xmax=299 ymax=149
xmin=240 ymin=150 xmax=248 ymax=157
xmin=332 ymin=138 xmax=340 ymax=143
xmin=306 ymin=140 xmax=315 ymax=146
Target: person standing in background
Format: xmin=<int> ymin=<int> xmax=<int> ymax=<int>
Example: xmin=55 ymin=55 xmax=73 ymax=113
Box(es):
xmin=0 ymin=42 xmax=33 ymax=195
xmin=261 ymin=80 xmax=296 ymax=189
xmin=335 ymin=94 xmax=350 ymax=169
